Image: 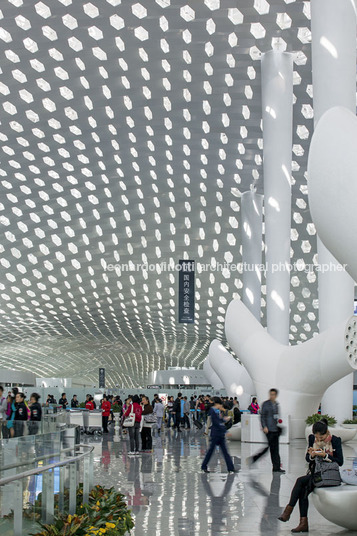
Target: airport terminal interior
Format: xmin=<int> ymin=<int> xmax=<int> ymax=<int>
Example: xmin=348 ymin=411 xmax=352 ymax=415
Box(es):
xmin=1 ymin=0 xmax=357 ymax=535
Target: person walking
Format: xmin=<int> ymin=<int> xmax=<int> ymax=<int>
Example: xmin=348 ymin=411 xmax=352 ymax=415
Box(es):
xmin=141 ymin=396 xmax=154 ymax=451
xmin=101 ymin=394 xmax=111 ymax=434
xmin=166 ymin=396 xmax=174 ymax=428
xmin=172 ymin=393 xmax=182 ymax=432
xmin=247 ymin=388 xmax=285 ymax=473
xmin=183 ymin=396 xmax=191 ymax=429
xmin=153 ymin=397 xmax=164 ymax=434
xmin=124 ymin=395 xmax=142 ymax=455
xmin=201 ymin=397 xmax=235 ymax=474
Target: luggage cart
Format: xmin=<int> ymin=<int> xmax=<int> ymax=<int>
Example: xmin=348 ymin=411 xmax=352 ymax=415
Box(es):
xmin=86 ymin=410 xmax=102 ymax=435
xmin=68 ymin=410 xmax=85 ymax=433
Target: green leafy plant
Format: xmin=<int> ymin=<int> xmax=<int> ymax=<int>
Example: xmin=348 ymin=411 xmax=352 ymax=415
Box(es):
xmin=305 ymin=414 xmax=337 ymax=426
xmin=30 ymin=485 xmax=134 ymax=536
xmin=79 ymin=402 xmax=86 ymax=409
xmin=33 ymin=514 xmax=87 ymax=536
xmin=342 ymin=419 xmax=357 ymax=425
xmin=111 ymin=403 xmax=122 ymax=413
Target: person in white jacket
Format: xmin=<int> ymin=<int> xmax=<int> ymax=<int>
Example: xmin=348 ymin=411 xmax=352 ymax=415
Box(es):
xmin=0 ymin=386 xmax=7 ymax=422
xmin=153 ymin=398 xmax=165 ymax=434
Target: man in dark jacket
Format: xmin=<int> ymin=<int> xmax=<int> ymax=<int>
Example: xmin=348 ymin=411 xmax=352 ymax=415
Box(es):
xmin=14 ymin=392 xmax=28 ymax=437
xmin=233 ymin=400 xmax=241 ymax=424
xmin=201 ymin=397 xmax=235 ymax=473
xmin=59 ymin=393 xmax=68 ymax=409
xmin=172 ymin=393 xmax=182 ymax=431
xmin=71 ymin=395 xmax=79 ymax=408
xmin=247 ymin=388 xmax=285 ymax=473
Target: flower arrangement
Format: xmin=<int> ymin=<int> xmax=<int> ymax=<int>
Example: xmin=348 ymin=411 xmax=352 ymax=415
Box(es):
xmin=30 ymin=485 xmax=134 ymax=536
xmin=305 ymin=413 xmax=337 ymax=427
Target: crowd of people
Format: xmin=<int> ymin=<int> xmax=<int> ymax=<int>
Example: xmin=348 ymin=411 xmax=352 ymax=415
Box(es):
xmin=0 ymin=385 xmax=42 ymax=438
xmin=0 ymin=387 xmax=260 ymax=440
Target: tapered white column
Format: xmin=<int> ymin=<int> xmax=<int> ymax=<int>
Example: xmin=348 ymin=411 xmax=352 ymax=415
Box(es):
xmin=208 ymin=339 xmax=255 ymax=411
xmin=310 ymin=0 xmax=356 ymax=422
xmin=261 ymin=51 xmax=293 ymax=345
xmin=241 ymin=190 xmax=263 ymax=321
xmin=203 ymin=356 xmax=224 ymax=390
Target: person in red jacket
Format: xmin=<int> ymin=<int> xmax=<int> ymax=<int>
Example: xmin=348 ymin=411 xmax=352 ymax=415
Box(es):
xmin=124 ymin=395 xmax=142 ymax=454
xmin=101 ymin=395 xmax=111 ymax=433
xmin=85 ymin=396 xmax=94 ymax=411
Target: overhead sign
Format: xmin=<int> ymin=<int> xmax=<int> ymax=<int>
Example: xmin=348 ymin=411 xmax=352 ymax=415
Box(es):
xmin=99 ymin=368 xmax=105 ymax=388
xmin=178 ymin=259 xmax=195 ymax=323
xmin=147 ymin=385 xmax=161 ymax=389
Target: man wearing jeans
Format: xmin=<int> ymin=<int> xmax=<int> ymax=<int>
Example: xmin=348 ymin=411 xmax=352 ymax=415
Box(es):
xmin=247 ymin=388 xmax=285 ymax=473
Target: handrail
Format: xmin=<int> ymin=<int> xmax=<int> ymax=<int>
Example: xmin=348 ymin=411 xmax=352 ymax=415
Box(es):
xmin=0 ymin=445 xmax=79 ymax=472
xmin=0 ymin=444 xmax=94 ymax=486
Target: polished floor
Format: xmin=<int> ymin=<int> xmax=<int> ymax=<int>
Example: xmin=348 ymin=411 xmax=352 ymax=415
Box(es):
xmin=84 ymin=425 xmax=357 ymax=536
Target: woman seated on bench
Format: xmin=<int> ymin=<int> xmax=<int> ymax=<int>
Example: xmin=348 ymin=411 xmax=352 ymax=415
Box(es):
xmin=278 ymin=418 xmax=343 ymax=533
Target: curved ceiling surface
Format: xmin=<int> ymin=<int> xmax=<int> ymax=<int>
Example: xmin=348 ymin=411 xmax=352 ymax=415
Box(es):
xmin=0 ymin=0 xmax=317 ymax=387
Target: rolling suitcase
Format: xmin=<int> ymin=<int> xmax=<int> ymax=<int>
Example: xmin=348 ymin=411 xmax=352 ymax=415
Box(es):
xmin=193 ymin=419 xmax=203 ymax=429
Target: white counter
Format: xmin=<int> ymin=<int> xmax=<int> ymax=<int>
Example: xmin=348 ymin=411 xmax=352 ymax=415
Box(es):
xmin=241 ymin=414 xmax=290 ymax=444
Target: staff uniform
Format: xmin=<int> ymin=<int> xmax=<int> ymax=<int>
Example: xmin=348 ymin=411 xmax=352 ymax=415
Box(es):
xmin=201 ymin=407 xmax=235 ymax=472
xmin=101 ymin=400 xmax=111 ymax=433
xmin=29 ymin=402 xmax=42 ymax=435
xmin=14 ymin=401 xmax=28 ymax=437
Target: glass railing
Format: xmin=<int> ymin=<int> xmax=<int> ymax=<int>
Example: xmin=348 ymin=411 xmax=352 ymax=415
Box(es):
xmin=0 ymin=411 xmax=68 ymax=441
xmin=0 ymin=442 xmax=94 ymax=536
xmin=0 ymin=425 xmax=79 ymax=473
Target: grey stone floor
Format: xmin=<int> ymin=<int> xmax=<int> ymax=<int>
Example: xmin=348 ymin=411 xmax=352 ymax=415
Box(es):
xmin=83 ymin=426 xmax=357 ymax=536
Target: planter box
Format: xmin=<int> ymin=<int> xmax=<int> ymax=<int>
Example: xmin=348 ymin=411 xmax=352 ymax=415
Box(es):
xmin=305 ymin=425 xmax=357 ymax=443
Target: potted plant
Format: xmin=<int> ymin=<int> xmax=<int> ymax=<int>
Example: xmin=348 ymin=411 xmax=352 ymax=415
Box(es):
xmin=305 ymin=413 xmax=357 ymax=443
xmin=342 ymin=418 xmax=357 ymax=429
xmin=111 ymin=403 xmax=122 ymax=431
xmin=29 ymin=485 xmax=134 ymax=535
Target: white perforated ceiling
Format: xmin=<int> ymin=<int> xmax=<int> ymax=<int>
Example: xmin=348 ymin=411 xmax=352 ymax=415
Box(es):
xmin=0 ymin=0 xmax=317 ymax=387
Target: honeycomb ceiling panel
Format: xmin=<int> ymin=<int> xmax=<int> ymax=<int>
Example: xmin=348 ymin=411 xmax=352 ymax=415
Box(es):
xmin=0 ymin=0 xmax=318 ymax=386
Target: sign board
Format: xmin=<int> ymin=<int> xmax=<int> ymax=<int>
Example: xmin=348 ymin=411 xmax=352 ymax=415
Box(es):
xmin=178 ymin=259 xmax=195 ymax=323
xmin=159 ymin=393 xmax=168 ymax=406
xmin=147 ymin=385 xmax=161 ymax=389
xmin=99 ymin=368 xmax=105 ymax=389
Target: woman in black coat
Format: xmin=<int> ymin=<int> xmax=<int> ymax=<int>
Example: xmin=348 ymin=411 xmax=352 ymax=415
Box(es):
xmin=278 ymin=418 xmax=343 ymax=533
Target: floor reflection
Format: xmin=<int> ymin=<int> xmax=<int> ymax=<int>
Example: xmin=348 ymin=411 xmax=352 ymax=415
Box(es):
xmin=85 ymin=428 xmax=357 ymax=536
